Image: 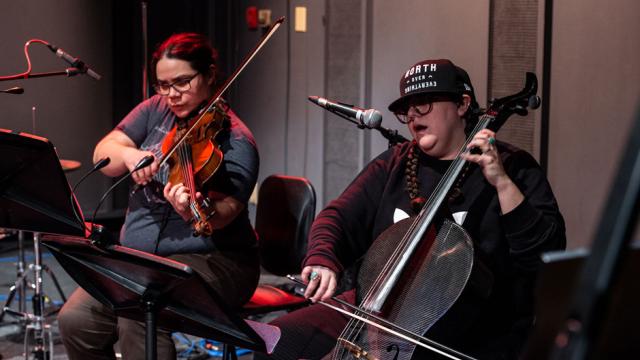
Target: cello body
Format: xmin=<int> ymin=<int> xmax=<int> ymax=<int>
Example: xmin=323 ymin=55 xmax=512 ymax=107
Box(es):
xmin=334 ymin=217 xmax=474 ymax=360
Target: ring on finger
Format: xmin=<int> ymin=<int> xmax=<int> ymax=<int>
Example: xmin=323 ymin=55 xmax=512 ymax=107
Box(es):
xmin=310 ymin=271 xmax=320 ymax=281
xmin=487 ymin=137 xmax=496 ymax=152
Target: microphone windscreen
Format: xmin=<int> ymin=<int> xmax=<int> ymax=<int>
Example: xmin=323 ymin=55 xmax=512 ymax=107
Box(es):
xmin=93 ymin=157 xmax=111 ymax=170
xmin=363 ymin=109 xmax=383 ymax=129
xmin=134 ymin=155 xmax=154 ymax=171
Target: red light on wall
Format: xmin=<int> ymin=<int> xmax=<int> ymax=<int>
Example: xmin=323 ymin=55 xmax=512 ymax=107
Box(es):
xmin=246 ymin=6 xmax=258 ymax=31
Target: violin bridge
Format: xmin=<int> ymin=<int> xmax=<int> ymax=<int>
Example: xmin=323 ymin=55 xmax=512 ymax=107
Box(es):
xmin=337 ymin=338 xmax=379 ymax=360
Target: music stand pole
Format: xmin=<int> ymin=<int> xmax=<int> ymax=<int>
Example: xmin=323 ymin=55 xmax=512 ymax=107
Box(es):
xmin=29 ymin=232 xmax=49 ymax=359
xmin=142 ymin=297 xmax=157 ymax=360
xmin=17 ymin=231 xmax=27 ymax=314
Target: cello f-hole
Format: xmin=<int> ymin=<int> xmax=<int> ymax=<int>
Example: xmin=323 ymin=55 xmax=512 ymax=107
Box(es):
xmin=387 ymin=344 xmax=400 ymax=360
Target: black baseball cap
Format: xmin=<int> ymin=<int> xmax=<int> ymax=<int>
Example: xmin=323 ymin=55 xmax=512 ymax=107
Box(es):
xmin=388 ymin=59 xmax=478 ymax=113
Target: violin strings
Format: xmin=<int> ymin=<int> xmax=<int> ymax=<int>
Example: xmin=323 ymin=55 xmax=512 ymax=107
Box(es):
xmin=178 ymin=143 xmax=198 ymax=216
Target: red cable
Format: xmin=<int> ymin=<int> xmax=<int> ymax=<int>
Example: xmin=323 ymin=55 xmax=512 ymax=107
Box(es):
xmin=0 ymin=38 xmax=51 ymax=80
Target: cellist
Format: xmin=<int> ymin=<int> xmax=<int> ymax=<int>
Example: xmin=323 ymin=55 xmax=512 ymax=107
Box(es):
xmin=257 ymin=59 xmax=565 ymax=359
xmin=57 ymin=33 xmax=261 ymax=360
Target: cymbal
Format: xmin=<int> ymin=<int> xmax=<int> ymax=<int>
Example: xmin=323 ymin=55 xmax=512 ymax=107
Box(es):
xmin=60 ymin=159 xmax=81 ymax=172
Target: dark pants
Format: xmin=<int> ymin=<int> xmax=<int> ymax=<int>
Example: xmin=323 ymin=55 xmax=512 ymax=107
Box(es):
xmin=58 ymin=250 xmax=260 ymax=360
xmin=255 ymin=286 xmax=523 ymax=360
xmin=254 ymin=292 xmax=354 ymax=360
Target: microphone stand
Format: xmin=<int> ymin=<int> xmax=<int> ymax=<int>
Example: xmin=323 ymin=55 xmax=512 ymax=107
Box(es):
xmin=327 ymin=108 xmax=365 ymax=128
xmin=374 ymin=126 xmax=409 ymax=148
xmin=326 ymin=108 xmax=408 ymax=148
xmin=0 ymin=68 xmax=85 ymax=82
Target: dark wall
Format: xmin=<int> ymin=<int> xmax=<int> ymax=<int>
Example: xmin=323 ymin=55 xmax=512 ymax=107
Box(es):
xmin=548 ymin=0 xmax=640 ymax=248
xmin=0 ymin=1 xmax=234 ymax=216
xmin=228 ymin=0 xmax=327 ymax=204
xmin=0 ymin=0 xmax=113 ymax=217
xmin=112 ymin=0 xmax=224 ymax=125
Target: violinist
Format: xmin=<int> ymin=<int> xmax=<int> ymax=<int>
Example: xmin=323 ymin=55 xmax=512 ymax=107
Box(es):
xmin=58 ymin=33 xmax=260 ymax=360
xmin=257 ymin=59 xmax=566 ymax=359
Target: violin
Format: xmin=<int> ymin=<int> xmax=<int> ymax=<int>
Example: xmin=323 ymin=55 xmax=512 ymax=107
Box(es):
xmin=323 ymin=73 xmax=541 ymax=360
xmin=152 ymin=17 xmax=285 ymax=236
xmin=160 ymin=101 xmax=229 ymax=236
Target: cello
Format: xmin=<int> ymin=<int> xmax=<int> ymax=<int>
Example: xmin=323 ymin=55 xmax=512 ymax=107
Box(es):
xmin=303 ymin=73 xmax=542 ymax=360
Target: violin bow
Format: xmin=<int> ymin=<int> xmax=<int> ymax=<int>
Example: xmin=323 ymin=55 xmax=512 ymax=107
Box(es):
xmin=286 ymin=275 xmax=476 ymax=360
xmin=158 ymin=17 xmax=285 ymax=167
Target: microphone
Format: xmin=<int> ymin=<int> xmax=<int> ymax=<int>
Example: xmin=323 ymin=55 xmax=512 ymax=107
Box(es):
xmin=309 ymin=95 xmax=408 ymax=147
xmin=69 ymin=157 xmax=111 ymax=235
xmin=90 ymin=155 xmax=154 ymax=245
xmin=308 ymin=96 xmax=382 ymax=129
xmin=0 ymin=86 xmax=24 ymax=94
xmin=46 ymin=44 xmax=102 ymax=81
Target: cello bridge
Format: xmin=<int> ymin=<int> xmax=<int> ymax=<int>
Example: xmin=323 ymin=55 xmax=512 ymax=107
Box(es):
xmin=336 ymin=338 xmax=379 ymax=360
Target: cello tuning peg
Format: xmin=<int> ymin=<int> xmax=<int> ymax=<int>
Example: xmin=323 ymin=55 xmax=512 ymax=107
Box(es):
xmin=528 ymin=95 xmax=541 ymax=110
xmin=513 ymin=105 xmax=528 ymax=116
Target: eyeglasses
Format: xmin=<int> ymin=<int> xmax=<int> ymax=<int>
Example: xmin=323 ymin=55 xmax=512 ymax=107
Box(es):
xmin=394 ymin=103 xmax=435 ymax=124
xmin=393 ymin=95 xmax=459 ymax=124
xmin=153 ymin=72 xmax=199 ymax=96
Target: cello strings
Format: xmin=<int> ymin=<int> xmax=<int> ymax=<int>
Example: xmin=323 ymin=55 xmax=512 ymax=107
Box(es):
xmin=321 ymin=301 xmax=473 ymax=360
xmin=360 ymin=113 xmax=491 ymax=306
xmin=359 ymin=114 xmax=491 ymax=308
xmin=335 ymin=114 xmax=492 ymax=359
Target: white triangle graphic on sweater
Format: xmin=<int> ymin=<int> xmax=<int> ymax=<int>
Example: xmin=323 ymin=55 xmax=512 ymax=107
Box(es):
xmin=393 ymin=208 xmax=410 ymax=223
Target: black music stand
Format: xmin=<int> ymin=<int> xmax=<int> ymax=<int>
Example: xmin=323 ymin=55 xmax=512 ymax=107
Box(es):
xmin=0 ymin=130 xmax=280 ymax=359
xmin=0 ymin=129 xmax=85 ymax=236
xmin=41 ymin=234 xmax=280 ymax=360
xmin=0 ymin=129 xmax=85 ymax=359
xmin=523 ymin=245 xmax=640 ymax=359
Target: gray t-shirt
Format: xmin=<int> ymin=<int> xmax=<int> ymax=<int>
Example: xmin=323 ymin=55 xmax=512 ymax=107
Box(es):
xmin=115 ymin=95 xmax=259 ymax=255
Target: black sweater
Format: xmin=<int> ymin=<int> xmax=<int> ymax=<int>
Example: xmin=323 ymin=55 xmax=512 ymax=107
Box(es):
xmin=303 ymin=140 xmax=566 ymax=358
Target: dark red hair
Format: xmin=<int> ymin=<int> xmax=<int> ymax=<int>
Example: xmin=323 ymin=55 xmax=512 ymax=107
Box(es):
xmin=151 ymin=33 xmax=218 ymax=85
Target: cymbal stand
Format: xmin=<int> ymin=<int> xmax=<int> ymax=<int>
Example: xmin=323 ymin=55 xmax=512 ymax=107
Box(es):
xmin=1 ymin=231 xmax=29 ymax=322
xmin=1 ymin=232 xmax=65 ymax=359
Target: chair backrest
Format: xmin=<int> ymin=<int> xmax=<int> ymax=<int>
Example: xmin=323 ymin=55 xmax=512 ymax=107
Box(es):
xmin=255 ymin=174 xmax=316 ymax=276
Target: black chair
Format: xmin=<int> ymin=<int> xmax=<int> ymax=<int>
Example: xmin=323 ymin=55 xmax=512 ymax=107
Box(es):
xmin=221 ymin=174 xmax=316 ymax=359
